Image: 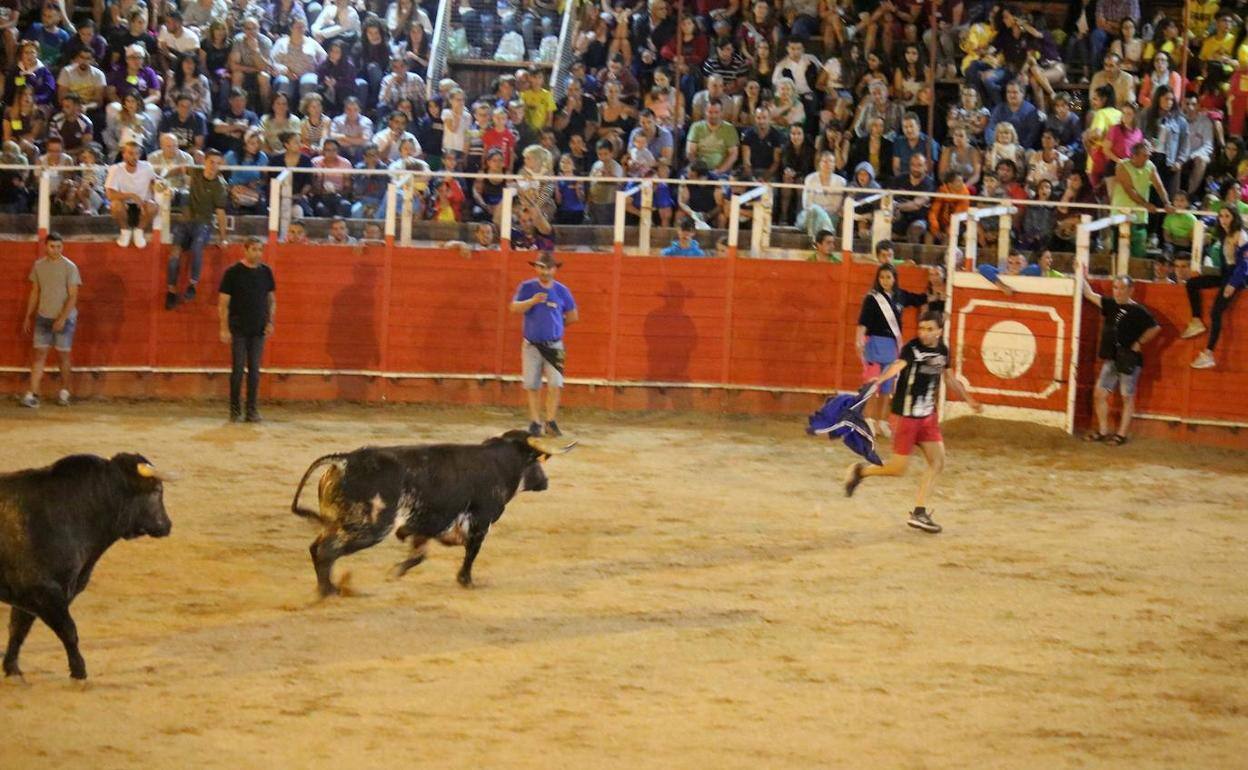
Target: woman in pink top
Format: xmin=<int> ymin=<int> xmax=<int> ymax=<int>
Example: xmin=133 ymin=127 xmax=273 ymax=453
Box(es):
xmin=1103 ymin=102 xmax=1143 ymax=189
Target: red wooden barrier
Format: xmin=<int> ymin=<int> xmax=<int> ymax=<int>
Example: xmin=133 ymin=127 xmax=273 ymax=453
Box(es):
xmin=1 ymin=240 xmax=1244 ymax=447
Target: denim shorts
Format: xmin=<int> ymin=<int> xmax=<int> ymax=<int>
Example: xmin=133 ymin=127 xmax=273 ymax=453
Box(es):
xmin=1097 ymin=359 xmax=1141 ymax=396
xmin=33 ymin=314 xmax=76 ymax=351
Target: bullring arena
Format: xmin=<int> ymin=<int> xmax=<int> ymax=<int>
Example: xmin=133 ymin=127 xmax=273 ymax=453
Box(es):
xmin=3 ymin=235 xmax=1247 ymax=767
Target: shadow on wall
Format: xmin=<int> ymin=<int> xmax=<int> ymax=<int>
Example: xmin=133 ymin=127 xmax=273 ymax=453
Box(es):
xmin=327 ymin=261 xmax=381 ymax=400
xmin=644 ymin=280 xmax=697 ymax=409
xmin=81 ymin=269 xmax=126 ymax=362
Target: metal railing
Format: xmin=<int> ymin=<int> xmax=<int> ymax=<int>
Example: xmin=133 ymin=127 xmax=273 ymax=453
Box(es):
xmin=550 ymin=0 xmax=582 ymax=100
xmin=426 ymin=0 xmax=454 ymax=99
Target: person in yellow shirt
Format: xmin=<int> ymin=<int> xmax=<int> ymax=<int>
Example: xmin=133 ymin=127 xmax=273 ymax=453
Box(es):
xmin=1188 ymin=0 xmax=1222 ymax=42
xmin=520 ymin=67 xmax=557 ymax=132
xmin=1200 ymin=12 xmax=1239 ymax=74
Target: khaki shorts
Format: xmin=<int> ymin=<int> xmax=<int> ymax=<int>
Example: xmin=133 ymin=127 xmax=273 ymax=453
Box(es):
xmin=521 ymin=339 xmax=564 ymax=390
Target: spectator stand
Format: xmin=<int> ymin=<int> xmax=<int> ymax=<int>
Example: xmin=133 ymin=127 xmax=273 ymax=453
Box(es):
xmin=840 ymin=192 xmax=894 ymax=260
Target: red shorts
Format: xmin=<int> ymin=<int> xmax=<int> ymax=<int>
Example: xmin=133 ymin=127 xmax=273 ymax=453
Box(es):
xmin=891 ymin=413 xmax=943 ymax=455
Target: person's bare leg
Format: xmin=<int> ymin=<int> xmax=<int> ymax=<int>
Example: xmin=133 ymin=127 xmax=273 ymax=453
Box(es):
xmin=859 ymin=452 xmax=909 ymax=479
xmin=1094 ymin=387 xmax=1110 ymax=435
xmin=544 ymin=386 xmax=561 ymax=422
xmin=56 ymin=350 xmax=71 ymax=391
xmin=1117 ymin=392 xmax=1135 ymax=437
xmin=525 ymin=389 xmax=542 ymax=424
xmin=29 ymin=347 xmax=49 ymax=394
xmin=915 ymin=441 xmax=945 ymax=508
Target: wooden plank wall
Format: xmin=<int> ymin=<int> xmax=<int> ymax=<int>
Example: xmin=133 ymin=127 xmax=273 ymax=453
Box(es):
xmin=1 ymin=241 xmax=1244 ymax=439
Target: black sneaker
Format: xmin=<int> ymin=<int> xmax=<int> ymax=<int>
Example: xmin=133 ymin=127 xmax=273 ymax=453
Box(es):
xmin=229 ymin=408 xmax=243 ymax=423
xmin=544 ymin=420 xmax=562 ymax=437
xmin=527 ymin=421 xmax=543 ymax=437
xmin=844 ymin=463 xmax=864 ymax=497
xmin=907 ymin=510 xmax=942 ymax=533
xmin=165 ymin=291 xmax=177 ymax=310
xmin=182 ymin=284 xmax=197 ymax=302
xmin=245 ymin=409 xmax=263 ymax=423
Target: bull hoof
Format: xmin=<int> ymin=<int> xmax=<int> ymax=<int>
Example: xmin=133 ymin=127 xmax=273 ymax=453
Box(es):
xmin=69 ymin=667 xmax=87 ymax=681
xmin=3 ymin=663 xmax=22 ymax=679
xmin=318 ymin=584 xmax=341 ymax=599
xmin=456 ymin=572 xmax=473 ymax=588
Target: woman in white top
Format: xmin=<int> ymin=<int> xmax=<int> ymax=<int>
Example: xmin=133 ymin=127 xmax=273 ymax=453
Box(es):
xmin=796 ymin=150 xmax=846 ymax=240
xmin=440 ymin=88 xmax=470 ymax=155
xmin=985 ymin=122 xmax=1026 ymax=174
xmin=769 ymin=77 xmax=805 ymax=129
xmin=311 ymin=0 xmax=361 ymax=45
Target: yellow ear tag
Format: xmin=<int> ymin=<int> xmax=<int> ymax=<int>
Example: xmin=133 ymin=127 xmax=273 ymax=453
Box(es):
xmin=136 ymin=463 xmax=157 ymax=478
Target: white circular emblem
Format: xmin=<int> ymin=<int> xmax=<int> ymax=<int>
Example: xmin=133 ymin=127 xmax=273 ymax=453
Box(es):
xmin=980 ymin=320 xmax=1036 ymax=379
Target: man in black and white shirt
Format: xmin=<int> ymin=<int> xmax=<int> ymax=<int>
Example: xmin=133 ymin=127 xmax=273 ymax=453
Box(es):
xmin=1080 ymin=269 xmax=1159 ymax=446
xmin=845 ymin=311 xmax=981 ymax=534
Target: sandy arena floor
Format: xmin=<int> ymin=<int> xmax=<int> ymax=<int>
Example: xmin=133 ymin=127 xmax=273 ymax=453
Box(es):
xmin=1 ymin=402 xmax=1246 ymax=768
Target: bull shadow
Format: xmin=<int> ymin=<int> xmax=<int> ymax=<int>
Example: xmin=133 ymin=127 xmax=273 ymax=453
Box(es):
xmin=643 ymin=280 xmax=697 ymax=410
xmin=326 ymin=261 xmax=381 ymax=400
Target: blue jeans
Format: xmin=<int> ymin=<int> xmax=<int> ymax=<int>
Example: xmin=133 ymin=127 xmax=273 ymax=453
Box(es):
xmin=168 ymin=221 xmax=213 ymax=287
xmin=1090 ymin=28 xmax=1110 ymax=71
xmin=966 ymin=60 xmax=1010 ymax=106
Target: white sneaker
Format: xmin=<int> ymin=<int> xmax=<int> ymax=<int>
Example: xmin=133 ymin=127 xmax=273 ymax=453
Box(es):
xmin=19 ymin=392 xmax=38 ymax=408
xmin=876 ymin=419 xmax=892 ymax=438
xmin=116 ymin=229 xmax=132 ymax=247
xmin=1191 ymin=351 xmax=1216 ymax=369
xmin=132 ymin=229 xmax=147 ymax=248
xmin=57 ymin=389 xmax=70 ymax=406
xmin=1180 ymin=319 xmax=1207 ymax=339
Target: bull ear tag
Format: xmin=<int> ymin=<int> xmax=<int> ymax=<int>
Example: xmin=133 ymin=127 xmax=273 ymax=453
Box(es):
xmin=136 ymin=463 xmax=158 ymax=478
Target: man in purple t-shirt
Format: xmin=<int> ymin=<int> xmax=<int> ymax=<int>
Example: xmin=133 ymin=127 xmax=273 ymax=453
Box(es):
xmin=508 ymin=252 xmax=578 ymax=437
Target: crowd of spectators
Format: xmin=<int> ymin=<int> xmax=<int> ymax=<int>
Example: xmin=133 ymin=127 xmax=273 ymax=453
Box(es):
xmin=1 ymin=0 xmax=1248 ymax=279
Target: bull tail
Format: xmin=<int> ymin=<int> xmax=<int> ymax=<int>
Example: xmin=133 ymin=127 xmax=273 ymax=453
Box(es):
xmin=291 ymin=453 xmax=350 ymax=523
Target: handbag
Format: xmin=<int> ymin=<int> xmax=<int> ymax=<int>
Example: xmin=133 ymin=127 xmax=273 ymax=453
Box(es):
xmin=230 ymin=184 xmax=260 ymax=207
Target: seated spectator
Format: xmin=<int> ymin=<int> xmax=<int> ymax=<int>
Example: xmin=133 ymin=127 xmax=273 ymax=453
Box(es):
xmin=472 ymin=148 xmax=507 ymax=223
xmin=627 ymin=108 xmax=673 ymax=168
xmin=1183 ymin=94 xmax=1216 ymax=198
xmin=769 ymin=76 xmax=805 ymax=129
xmin=309 ymin=136 xmax=352 ymax=217
xmin=271 ymin=130 xmax=313 ymax=215
xmin=284 ymin=219 xmax=308 ymax=243
xmin=105 ymin=43 xmax=163 ymax=129
xmin=702 ymin=37 xmax=748 ymax=96
xmin=891 ymin=111 xmax=938 ymax=179
xmin=377 ymin=55 xmax=425 ymax=120
xmin=661 ymin=217 xmax=707 ymax=257
xmin=1026 ymin=130 xmax=1071 ymax=188
xmin=298 ymin=91 xmax=327 ymax=154
xmin=678 ymin=160 xmax=722 ymax=228
xmin=1017 ymin=178 xmax=1058 ymax=251
xmin=326 ymin=215 xmax=356 ymax=245
xmin=779 ymin=122 xmax=815 ymax=223
xmin=890 ymin=153 xmax=935 ymax=243
xmin=1198 ymin=12 xmax=1239 ymax=79
xmin=4 ymin=86 xmax=45 ymax=157
xmin=1044 ymin=93 xmax=1083 ymax=158
xmin=946 ymin=86 xmax=990 ymax=149
xmin=986 ymin=81 xmax=1042 ymax=151
xmin=851 ymin=81 xmax=903 ymax=139
xmin=9 ymin=40 xmax=57 ymax=110
xmin=58 ymin=48 xmax=107 ymax=117
xmin=797 ymin=150 xmax=846 ymax=240
xmin=328 ymin=95 xmax=373 ymax=162
xmin=977 ymin=249 xmax=1038 ymax=295
xmin=164 ymin=54 xmax=213 ymax=128
xmin=108 ymin=10 xmax=157 ymax=68
xmin=159 ymin=92 xmax=210 ymax=159
xmin=685 ymin=100 xmax=739 ymax=175
xmin=211 ymin=86 xmax=259 ymax=155
xmin=1163 ymin=191 xmax=1197 ymax=253
xmin=587 ymin=138 xmax=622 ymax=224
xmin=312 ymin=0 xmax=362 ymax=49
xmin=690 ymin=73 xmax=739 ymax=123
xmin=257 ymin=91 xmax=300 ymax=154
xmin=741 ymin=106 xmax=783 ymax=181
xmin=372 ymin=109 xmax=417 ymax=163
xmin=985 ymin=122 xmax=1026 ymax=178
xmin=223 ymin=127 xmax=268 ymax=213
xmin=200 ymin=20 xmax=233 ymax=95
xmin=1138 ymin=51 xmax=1183 ymax=111
xmin=74 ymin=144 xmax=108 ymax=215
xmin=1182 ymin=206 xmax=1248 ymax=370
xmin=554 ymin=153 xmax=586 ymax=225
xmin=61 ymin=20 xmax=109 ymax=69
xmin=807 ymin=228 xmax=840 ymax=263
xmin=1090 ymin=54 xmax=1137 ymax=112
xmin=50 ymin=93 xmax=94 ymax=152
xmin=625 ymin=130 xmax=656 ymax=177
xmin=271 ymin=18 xmax=325 ymax=104
xmin=158 ymin=10 xmax=202 ymax=65
xmin=149 ymin=131 xmax=195 ymax=191
xmin=426 ymin=176 xmax=465 ymax=223
xmin=317 ymin=39 xmax=362 ymax=114
xmin=104 ymin=139 xmax=158 ymax=247
xmin=929 ymin=170 xmax=971 ymax=244
xmin=352 ymin=144 xmax=388 ymax=218
xmin=102 ymin=91 xmax=156 ymax=158
xmin=939 ymin=127 xmax=981 ymax=192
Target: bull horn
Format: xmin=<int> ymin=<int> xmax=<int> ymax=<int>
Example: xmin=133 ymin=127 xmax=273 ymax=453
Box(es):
xmin=527 ymin=437 xmax=578 ymax=455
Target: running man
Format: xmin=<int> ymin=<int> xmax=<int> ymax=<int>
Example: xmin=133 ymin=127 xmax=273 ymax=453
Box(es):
xmin=844 ymin=311 xmax=982 ymax=534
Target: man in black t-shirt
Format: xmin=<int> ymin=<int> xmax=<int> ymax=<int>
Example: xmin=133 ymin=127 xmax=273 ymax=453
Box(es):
xmin=740 ymin=107 xmax=784 ymax=181
xmin=1080 ymin=269 xmax=1160 ymax=446
xmin=218 ymin=237 xmax=276 ymax=423
xmin=845 ymin=311 xmax=981 ymax=534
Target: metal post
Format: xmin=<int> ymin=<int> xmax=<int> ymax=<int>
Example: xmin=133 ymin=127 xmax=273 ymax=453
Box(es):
xmin=639 ymin=180 xmax=653 ymax=254
xmin=612 ymin=188 xmax=628 ymax=257
xmin=383 ymin=181 xmax=398 ymax=246
xmin=499 ymin=186 xmax=515 ymax=252
xmin=400 ymin=174 xmax=414 ymax=247
xmin=1117 ymin=221 xmax=1132 ymax=276
xmin=751 ymin=191 xmax=772 ymax=257
xmin=36 ymin=169 xmax=51 ymax=241
xmin=947 ymin=211 xmax=967 ymax=269
xmin=1191 ymin=218 xmax=1206 ymax=269
xmin=871 ymin=193 xmax=893 ymax=253
xmin=267 ymin=173 xmax=283 ymax=243
xmin=997 ymin=210 xmax=1012 ymax=267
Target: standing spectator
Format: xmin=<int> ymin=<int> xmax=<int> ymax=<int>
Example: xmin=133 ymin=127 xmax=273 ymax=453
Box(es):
xmin=1182 ymin=207 xmax=1248 ymax=370
xmin=1080 ymin=270 xmax=1159 ymax=445
xmin=20 ymin=232 xmax=78 ymax=408
xmin=218 ymin=236 xmax=276 ymax=423
xmin=166 ymin=148 xmax=228 ymax=309
xmin=104 ymin=139 xmax=158 ymax=247
xmin=855 ymin=262 xmax=929 ymax=438
xmin=1110 ymin=141 xmax=1172 ymax=251
xmin=509 ymin=251 xmax=578 ymax=437
xmin=986 ymin=80 xmax=1043 ymax=150
xmin=553 ymin=153 xmax=585 ymax=224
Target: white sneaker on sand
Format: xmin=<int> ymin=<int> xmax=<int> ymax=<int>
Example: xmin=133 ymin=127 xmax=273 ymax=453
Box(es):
xmin=1180 ymin=319 xmax=1207 ymax=339
xmin=1191 ymin=351 xmax=1216 ymax=369
xmin=116 ymin=229 xmax=132 ymax=247
xmin=876 ymin=419 xmax=892 ymax=438
xmin=57 ymin=389 xmax=70 ymax=406
xmin=20 ymin=392 xmax=38 ymax=408
xmin=132 ymin=229 xmax=147 ymax=248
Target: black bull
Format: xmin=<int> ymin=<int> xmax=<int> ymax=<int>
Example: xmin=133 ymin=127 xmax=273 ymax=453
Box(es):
xmin=0 ymin=454 xmax=172 ymax=680
xmin=291 ymin=430 xmax=575 ymax=596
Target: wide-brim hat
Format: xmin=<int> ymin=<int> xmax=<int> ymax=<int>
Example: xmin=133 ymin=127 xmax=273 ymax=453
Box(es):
xmin=528 ymin=252 xmax=562 ymax=268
